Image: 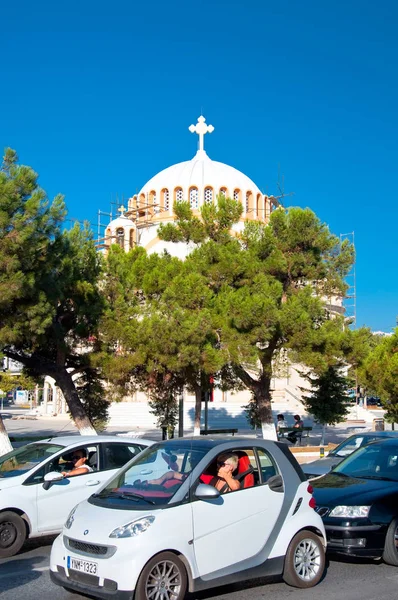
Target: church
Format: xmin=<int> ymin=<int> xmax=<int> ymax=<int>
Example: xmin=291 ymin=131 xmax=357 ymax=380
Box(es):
xmin=103 ymin=116 xmax=281 ymax=257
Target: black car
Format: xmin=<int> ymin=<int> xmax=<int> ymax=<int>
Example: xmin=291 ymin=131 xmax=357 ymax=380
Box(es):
xmin=303 ymin=431 xmax=398 ymax=478
xmin=312 ymin=438 xmax=398 ymax=565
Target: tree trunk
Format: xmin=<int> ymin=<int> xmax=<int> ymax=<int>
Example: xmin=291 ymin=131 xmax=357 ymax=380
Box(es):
xmin=321 ymin=424 xmax=326 ymax=446
xmin=0 ymin=414 xmax=13 ymax=456
xmin=254 ymin=379 xmax=277 ymax=441
xmin=3 ymin=350 xmax=96 ymax=436
xmin=194 ymin=385 xmax=202 ymax=437
xmin=54 ymin=369 xmax=97 ymax=435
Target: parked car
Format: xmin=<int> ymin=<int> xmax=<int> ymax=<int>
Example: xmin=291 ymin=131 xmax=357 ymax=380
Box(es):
xmin=312 ymin=438 xmax=398 ymax=564
xmin=366 ymin=396 xmax=383 ymax=407
xmin=50 ymin=438 xmax=326 ymax=599
xmin=0 ymin=435 xmax=154 ymax=557
xmin=303 ymin=431 xmax=398 ymax=478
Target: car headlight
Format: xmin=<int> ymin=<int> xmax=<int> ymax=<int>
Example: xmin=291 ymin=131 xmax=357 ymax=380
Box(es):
xmin=109 ymin=516 xmax=155 ymax=538
xmin=329 ymin=505 xmax=371 ymax=518
xmin=65 ymin=505 xmax=79 ymax=529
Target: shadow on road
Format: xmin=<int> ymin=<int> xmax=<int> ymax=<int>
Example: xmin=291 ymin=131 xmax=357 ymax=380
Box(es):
xmin=0 ymin=554 xmax=48 ymax=593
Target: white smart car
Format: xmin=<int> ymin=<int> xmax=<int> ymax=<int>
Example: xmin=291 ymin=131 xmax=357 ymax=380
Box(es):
xmin=0 ymin=435 xmax=154 ymax=557
xmin=50 ymin=438 xmax=327 ymax=599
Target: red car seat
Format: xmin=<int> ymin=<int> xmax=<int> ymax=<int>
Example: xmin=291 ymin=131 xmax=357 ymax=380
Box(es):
xmin=235 ymin=452 xmax=255 ymax=488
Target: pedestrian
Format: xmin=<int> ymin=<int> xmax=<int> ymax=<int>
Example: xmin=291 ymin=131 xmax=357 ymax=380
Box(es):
xmin=287 ymin=415 xmax=304 ymax=445
xmin=276 ymin=414 xmax=286 ymax=439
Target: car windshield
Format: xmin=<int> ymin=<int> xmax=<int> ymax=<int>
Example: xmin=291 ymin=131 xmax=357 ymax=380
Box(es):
xmin=0 ymin=443 xmax=63 ymax=478
xmin=333 ymin=443 xmax=398 ymax=481
xmin=329 ymin=436 xmax=365 ymax=457
xmin=93 ymin=443 xmax=208 ymax=507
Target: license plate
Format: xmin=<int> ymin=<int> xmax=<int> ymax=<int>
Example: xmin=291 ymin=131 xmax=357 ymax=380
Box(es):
xmin=67 ymin=556 xmax=98 ymax=575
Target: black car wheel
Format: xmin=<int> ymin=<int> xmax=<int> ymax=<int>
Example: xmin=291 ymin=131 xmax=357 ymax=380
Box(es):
xmin=382 ymin=517 xmax=398 ymax=566
xmin=135 ymin=552 xmax=187 ymax=600
xmin=283 ymin=530 xmax=325 ymax=588
xmin=0 ymin=511 xmax=27 ymax=558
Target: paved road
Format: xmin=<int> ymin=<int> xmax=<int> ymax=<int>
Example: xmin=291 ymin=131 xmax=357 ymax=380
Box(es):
xmin=2 ymin=538 xmax=398 ymax=600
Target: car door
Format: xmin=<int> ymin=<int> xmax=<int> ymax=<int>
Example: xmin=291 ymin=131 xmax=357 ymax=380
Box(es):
xmin=35 ymin=444 xmax=104 ymax=532
xmin=192 ymin=447 xmax=284 ymax=577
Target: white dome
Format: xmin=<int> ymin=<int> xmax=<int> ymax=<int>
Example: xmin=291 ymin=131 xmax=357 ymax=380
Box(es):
xmin=138 ymin=150 xmax=262 ymax=204
xmin=107 ymin=214 xmax=134 ymax=229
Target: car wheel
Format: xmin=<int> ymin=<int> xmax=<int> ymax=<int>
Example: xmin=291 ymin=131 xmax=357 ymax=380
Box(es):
xmin=283 ymin=530 xmax=325 ymax=588
xmin=0 ymin=511 xmax=27 ymax=558
xmin=382 ymin=517 xmax=398 ymax=566
xmin=135 ymin=552 xmax=187 ymax=600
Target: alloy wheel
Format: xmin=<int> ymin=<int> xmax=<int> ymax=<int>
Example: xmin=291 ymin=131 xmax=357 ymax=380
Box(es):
xmin=294 ymin=537 xmax=322 ymax=581
xmin=145 ymin=559 xmax=182 ymax=600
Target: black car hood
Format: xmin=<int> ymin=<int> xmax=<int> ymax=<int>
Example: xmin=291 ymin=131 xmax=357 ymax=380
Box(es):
xmin=312 ymin=472 xmax=398 ymax=506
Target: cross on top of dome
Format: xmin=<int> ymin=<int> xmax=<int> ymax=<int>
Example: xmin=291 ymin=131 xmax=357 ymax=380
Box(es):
xmin=189 ymin=115 xmax=214 ymax=154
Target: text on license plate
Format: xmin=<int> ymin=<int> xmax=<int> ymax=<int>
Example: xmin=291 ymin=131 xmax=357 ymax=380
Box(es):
xmin=67 ymin=556 xmax=98 ymax=575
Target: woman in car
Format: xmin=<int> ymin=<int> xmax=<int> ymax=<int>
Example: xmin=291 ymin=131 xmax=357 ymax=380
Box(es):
xmin=207 ymin=453 xmax=241 ymax=493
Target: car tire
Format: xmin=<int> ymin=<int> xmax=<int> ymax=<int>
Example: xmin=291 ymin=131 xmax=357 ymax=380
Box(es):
xmin=283 ymin=529 xmax=325 ymax=588
xmin=0 ymin=511 xmax=27 ymax=558
xmin=135 ymin=551 xmax=187 ymax=600
xmin=382 ymin=517 xmax=398 ymax=566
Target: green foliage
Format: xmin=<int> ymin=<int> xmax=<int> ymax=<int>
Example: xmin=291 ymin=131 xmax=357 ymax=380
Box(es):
xmin=0 ymin=149 xmax=105 ymax=431
xmin=242 ymin=394 xmax=261 ymax=430
xmin=0 ymin=372 xmax=39 ymax=395
xmin=361 ymin=330 xmax=398 ymax=421
xmin=147 ymin=373 xmax=179 ymax=433
xmin=102 ymin=196 xmax=354 ymax=435
xmin=301 ymin=365 xmax=350 ymax=426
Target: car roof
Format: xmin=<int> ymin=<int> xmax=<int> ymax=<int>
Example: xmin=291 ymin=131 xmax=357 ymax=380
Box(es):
xmin=152 ymin=437 xmax=281 ymax=450
xmin=347 ymin=431 xmax=398 ymax=439
xmin=34 ymin=435 xmax=154 ymax=448
xmin=364 ymin=437 xmax=398 ymax=447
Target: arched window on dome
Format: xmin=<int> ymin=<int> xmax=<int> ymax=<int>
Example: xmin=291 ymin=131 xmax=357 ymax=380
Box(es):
xmin=149 ymin=190 xmax=157 ymax=215
xmin=204 ymin=187 xmax=213 ymax=204
xmin=161 ymin=188 xmax=170 ymax=212
xmin=138 ymin=193 xmax=146 ymax=221
xmin=233 ymin=190 xmax=242 ymax=202
xmin=246 ymin=191 xmax=254 ymax=218
xmin=116 ymin=227 xmax=124 ymax=249
xmin=256 ymin=194 xmax=263 ymax=220
xmin=175 ymin=187 xmax=183 ymax=203
xmin=189 ymin=187 xmax=199 ymax=209
xmin=219 ymin=187 xmax=228 ymax=199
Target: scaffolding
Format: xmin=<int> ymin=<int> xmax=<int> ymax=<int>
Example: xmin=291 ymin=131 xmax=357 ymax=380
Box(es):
xmin=340 ymin=231 xmax=356 ymax=328
xmin=96 ymin=194 xmax=174 ymax=250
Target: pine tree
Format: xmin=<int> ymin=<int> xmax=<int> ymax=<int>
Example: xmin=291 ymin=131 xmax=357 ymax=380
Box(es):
xmin=0 ymin=149 xmax=104 ymax=441
xmin=301 ymin=365 xmax=350 ymax=445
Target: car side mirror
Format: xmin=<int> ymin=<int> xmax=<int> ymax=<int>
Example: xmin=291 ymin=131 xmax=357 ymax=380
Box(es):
xmin=194 ymin=483 xmax=220 ymax=500
xmin=42 ymin=471 xmax=64 ymax=490
xmin=267 ymin=474 xmax=284 ymax=492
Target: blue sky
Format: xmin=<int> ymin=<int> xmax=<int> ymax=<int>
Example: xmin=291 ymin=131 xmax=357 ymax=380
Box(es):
xmin=1 ymin=0 xmax=397 ymax=331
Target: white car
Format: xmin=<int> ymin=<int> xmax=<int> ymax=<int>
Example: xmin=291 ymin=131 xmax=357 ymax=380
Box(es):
xmin=0 ymin=434 xmax=154 ymax=557
xmin=50 ymin=438 xmax=327 ymax=599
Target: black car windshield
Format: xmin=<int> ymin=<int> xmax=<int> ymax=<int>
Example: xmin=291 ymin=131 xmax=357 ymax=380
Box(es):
xmin=0 ymin=443 xmax=63 ymax=478
xmin=329 ymin=436 xmax=365 ymax=457
xmin=333 ymin=443 xmax=398 ymax=481
xmin=92 ymin=443 xmax=207 ymax=507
